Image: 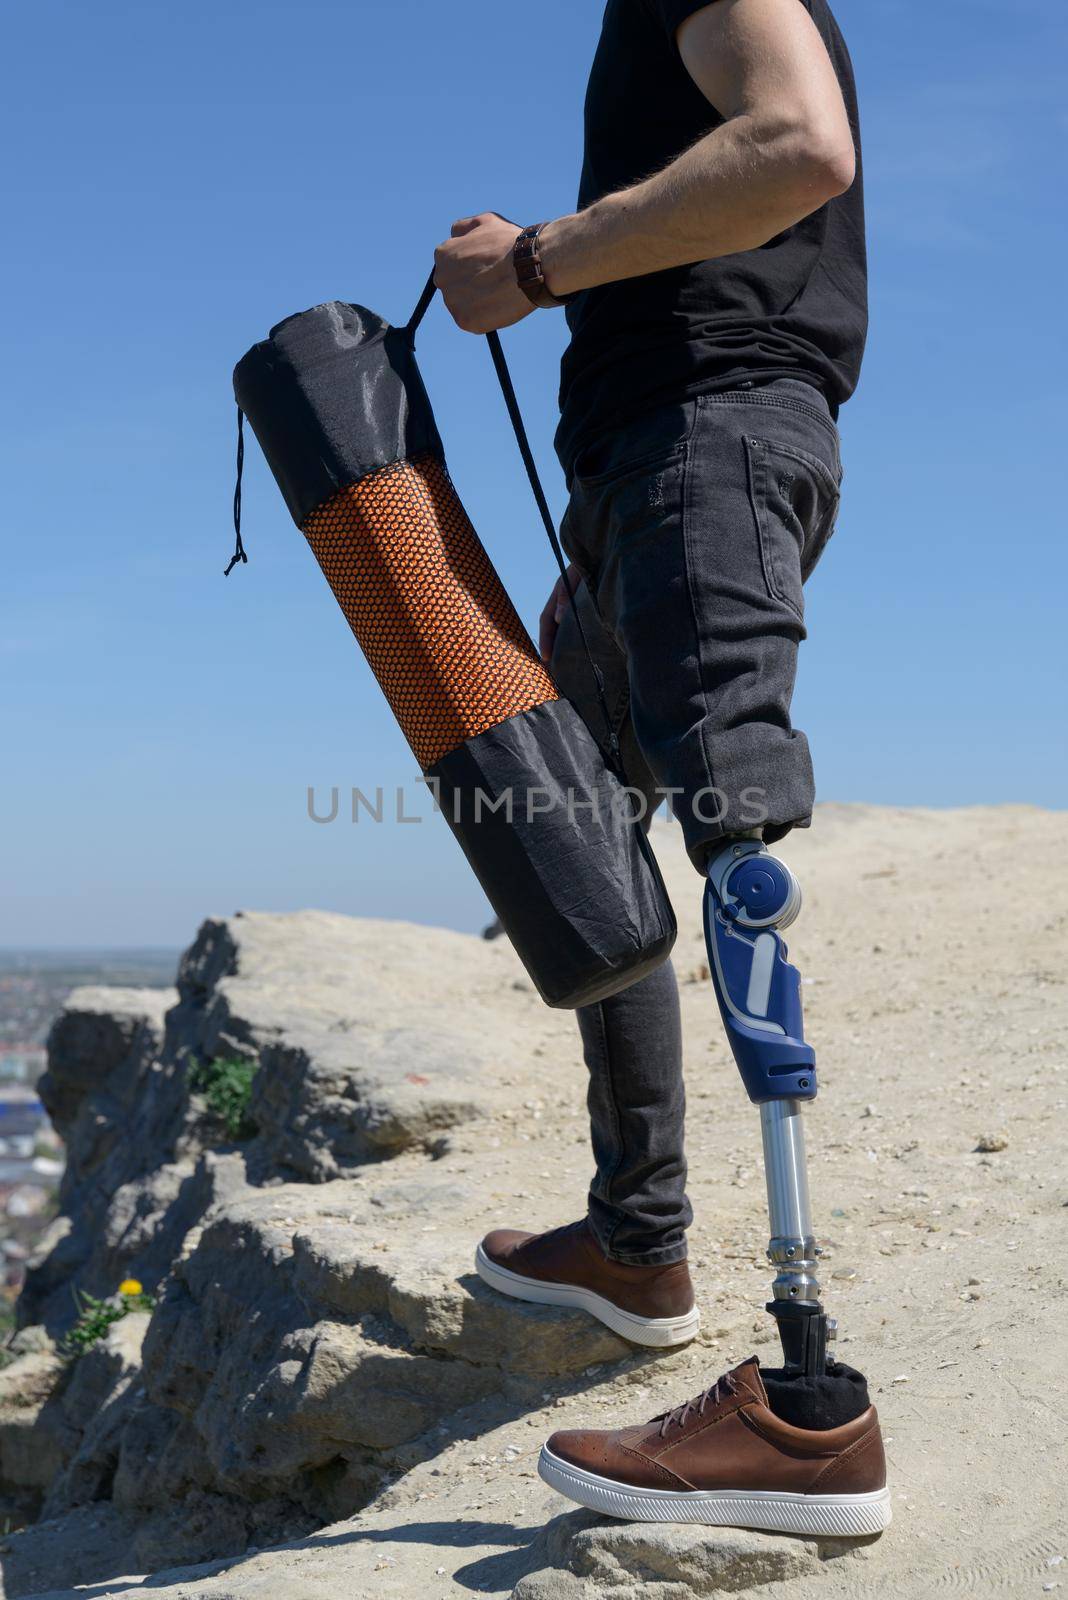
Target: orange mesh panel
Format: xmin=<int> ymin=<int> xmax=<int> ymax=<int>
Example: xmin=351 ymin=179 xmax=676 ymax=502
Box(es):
xmin=301 ymin=453 xmax=558 ymax=769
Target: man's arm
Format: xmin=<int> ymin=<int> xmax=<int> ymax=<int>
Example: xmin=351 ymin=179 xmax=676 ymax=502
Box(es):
xmin=435 ymin=0 xmax=856 ymax=333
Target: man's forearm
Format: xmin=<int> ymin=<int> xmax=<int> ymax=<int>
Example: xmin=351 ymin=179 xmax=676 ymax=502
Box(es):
xmin=540 ymin=112 xmax=854 ymax=298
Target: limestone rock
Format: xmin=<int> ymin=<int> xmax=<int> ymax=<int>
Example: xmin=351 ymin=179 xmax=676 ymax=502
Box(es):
xmin=513 ymin=1511 xmax=822 ymax=1598
xmin=292 ymin=1216 xmax=631 ymax=1376
xmin=20 ymin=984 xmax=192 ymax=1332
xmin=139 ymin=1177 xmax=629 ymax=1521
xmin=37 ymin=986 xmax=176 ymax=1137
xmin=177 ymin=911 xmax=513 ymax=1175
xmin=21 ymin=910 xmax=519 ymax=1335
xmin=0 ymin=1503 xmax=144 ymax=1599
xmin=0 ymin=1311 xmax=154 ymax=1531
xmin=9 ymin=908 xmax=563 ymax=1577
xmin=42 ymin=1312 xmax=151 ymax=1518
xmin=0 ymin=1348 xmax=67 ymax=1496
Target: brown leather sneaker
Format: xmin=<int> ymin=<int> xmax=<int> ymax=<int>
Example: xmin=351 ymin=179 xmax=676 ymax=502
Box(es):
xmin=539 ymin=1356 xmax=890 ymax=1536
xmin=475 ymin=1218 xmax=699 ymax=1348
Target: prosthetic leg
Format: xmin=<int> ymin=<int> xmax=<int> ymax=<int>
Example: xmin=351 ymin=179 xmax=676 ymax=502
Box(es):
xmin=704 ymin=838 xmax=834 ymax=1376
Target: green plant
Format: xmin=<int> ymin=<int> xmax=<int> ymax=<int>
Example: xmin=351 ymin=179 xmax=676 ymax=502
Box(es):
xmin=61 ymin=1281 xmax=156 ymax=1360
xmin=0 ymin=1307 xmax=16 ymax=1373
xmin=188 ymin=1055 xmax=257 ymax=1140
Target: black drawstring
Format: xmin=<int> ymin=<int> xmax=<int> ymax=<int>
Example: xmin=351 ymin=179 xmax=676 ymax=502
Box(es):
xmin=224 ymin=407 xmax=247 ymax=576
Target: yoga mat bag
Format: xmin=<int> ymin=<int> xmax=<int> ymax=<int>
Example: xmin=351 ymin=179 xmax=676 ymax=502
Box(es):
xmin=231 ymin=286 xmax=676 ymax=1008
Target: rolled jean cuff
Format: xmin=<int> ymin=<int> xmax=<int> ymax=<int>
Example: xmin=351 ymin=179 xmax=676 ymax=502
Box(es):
xmin=678 ymin=728 xmax=815 ymax=871
xmin=588 ymin=1213 xmax=689 ymax=1268
xmin=606 ymin=1242 xmax=690 ymax=1267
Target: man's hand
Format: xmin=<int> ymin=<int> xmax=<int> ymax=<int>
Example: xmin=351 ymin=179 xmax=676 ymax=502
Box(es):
xmin=434 ymin=213 xmax=534 ymax=334
xmin=539 ymin=563 xmax=584 ymax=664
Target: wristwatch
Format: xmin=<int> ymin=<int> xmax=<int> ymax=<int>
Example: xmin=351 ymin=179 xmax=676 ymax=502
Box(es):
xmin=513 ymin=223 xmax=575 ymax=309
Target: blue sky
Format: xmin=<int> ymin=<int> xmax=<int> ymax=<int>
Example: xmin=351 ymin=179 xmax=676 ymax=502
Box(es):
xmin=2 ymin=0 xmax=1065 ymax=948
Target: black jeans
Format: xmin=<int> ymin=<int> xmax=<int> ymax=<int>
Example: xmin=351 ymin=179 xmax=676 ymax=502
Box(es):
xmin=552 ymin=380 xmax=842 ymax=1264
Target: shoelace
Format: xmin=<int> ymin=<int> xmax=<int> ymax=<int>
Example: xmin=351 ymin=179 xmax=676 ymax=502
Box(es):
xmin=657 ymin=1372 xmax=737 ymax=1439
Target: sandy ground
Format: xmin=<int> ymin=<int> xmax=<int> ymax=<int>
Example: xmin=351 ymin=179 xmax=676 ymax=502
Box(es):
xmin=15 ymin=804 xmax=1068 ymax=1599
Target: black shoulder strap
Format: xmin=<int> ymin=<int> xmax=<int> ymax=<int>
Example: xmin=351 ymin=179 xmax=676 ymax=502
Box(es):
xmin=407 ymin=271 xmax=620 ymax=766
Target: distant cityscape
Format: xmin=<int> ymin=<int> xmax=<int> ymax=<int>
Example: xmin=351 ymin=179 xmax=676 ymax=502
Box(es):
xmin=0 ymin=948 xmax=178 ymax=1322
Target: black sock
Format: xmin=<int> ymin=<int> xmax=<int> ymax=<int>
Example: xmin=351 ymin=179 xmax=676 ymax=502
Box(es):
xmin=760 ymin=1360 xmax=870 ymax=1430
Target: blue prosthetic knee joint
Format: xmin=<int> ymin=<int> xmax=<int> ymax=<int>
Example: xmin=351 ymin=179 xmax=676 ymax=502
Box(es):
xmin=703 ymin=839 xmax=816 ymax=1104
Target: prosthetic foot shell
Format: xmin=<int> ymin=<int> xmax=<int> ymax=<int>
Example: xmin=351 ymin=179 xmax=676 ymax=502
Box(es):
xmin=233 ymin=301 xmax=676 ymax=1008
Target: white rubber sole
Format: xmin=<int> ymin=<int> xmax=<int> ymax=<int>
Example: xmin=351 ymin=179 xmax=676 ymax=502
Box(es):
xmin=474 ymin=1243 xmax=701 ymax=1348
xmin=538 ymin=1446 xmax=892 ymax=1537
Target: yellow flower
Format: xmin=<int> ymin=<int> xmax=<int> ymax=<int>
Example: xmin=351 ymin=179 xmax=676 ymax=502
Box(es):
xmin=118 ymin=1278 xmax=143 ymax=1296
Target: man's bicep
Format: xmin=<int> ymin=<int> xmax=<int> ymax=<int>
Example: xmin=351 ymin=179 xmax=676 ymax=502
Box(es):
xmin=671 ymin=0 xmax=850 ymax=135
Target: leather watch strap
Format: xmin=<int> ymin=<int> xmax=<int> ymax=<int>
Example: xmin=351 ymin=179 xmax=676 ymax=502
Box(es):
xmin=513 ymin=223 xmax=574 ymax=309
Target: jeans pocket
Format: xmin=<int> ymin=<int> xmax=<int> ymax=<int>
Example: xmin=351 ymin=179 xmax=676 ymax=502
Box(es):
xmin=571 ymin=401 xmax=698 ymax=490
xmin=744 ymin=436 xmax=841 ymax=620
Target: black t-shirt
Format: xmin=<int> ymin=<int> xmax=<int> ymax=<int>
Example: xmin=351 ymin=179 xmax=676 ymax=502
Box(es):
xmin=556 ymin=0 xmax=867 ymax=476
